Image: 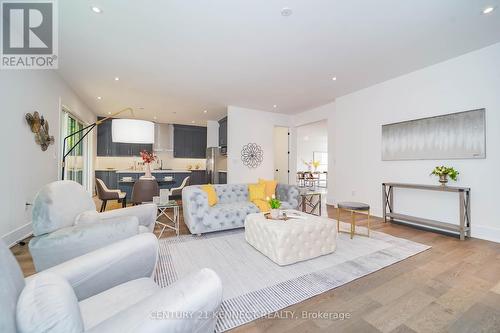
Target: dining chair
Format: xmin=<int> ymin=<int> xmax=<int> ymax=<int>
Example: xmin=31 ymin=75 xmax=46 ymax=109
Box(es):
xmin=131 ymin=179 xmax=159 ymax=205
xmin=95 ymin=178 xmax=127 ymax=212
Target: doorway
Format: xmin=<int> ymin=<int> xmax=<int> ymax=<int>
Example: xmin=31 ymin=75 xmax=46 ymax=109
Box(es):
xmin=274 ymin=126 xmax=290 ymax=184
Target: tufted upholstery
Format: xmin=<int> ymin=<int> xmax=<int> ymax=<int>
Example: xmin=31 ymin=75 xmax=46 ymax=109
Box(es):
xmin=245 ymin=212 xmax=337 ymax=266
xmin=182 ymin=183 xmax=300 ymax=235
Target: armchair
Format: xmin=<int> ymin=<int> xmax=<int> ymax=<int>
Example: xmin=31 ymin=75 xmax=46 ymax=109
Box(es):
xmin=29 ymin=180 xmax=157 ymax=271
xmin=0 ymin=234 xmax=223 ymax=333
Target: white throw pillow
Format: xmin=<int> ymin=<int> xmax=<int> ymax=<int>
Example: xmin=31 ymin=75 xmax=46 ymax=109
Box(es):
xmin=16 ymin=272 xmax=84 ymax=333
xmin=74 ymin=210 xmax=101 ymax=225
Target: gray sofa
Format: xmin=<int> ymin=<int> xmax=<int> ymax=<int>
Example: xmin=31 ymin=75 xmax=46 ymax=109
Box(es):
xmin=182 ymin=183 xmax=300 ymax=235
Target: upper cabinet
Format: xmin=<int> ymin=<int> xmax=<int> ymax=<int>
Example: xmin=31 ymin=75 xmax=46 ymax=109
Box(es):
xmin=173 ymin=124 xmax=207 ymax=158
xmin=96 ymin=117 xmax=153 ymax=156
xmin=218 ymin=116 xmax=227 ymax=147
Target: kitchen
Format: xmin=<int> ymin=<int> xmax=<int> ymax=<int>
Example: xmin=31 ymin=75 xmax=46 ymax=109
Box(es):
xmin=94 ymin=117 xmax=228 ymax=196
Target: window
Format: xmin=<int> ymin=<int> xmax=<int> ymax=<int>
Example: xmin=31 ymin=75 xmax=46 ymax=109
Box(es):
xmin=61 ymin=108 xmax=91 ymax=191
xmin=313 ymin=151 xmax=328 ymax=172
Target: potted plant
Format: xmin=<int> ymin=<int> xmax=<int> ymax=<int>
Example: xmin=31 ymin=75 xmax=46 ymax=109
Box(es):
xmin=430 ymin=166 xmax=459 ymax=185
xmin=140 ymin=150 xmax=157 ymax=179
xmin=267 ymin=194 xmax=282 ymax=219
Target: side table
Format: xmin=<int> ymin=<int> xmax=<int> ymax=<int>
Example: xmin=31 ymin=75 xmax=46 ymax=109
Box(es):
xmin=144 ymin=200 xmax=180 ymax=238
xmin=298 ymin=192 xmax=322 ymax=216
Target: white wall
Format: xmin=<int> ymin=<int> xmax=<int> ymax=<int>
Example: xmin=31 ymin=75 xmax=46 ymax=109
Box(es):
xmin=296 ymin=120 xmax=328 ymax=172
xmin=227 ymin=106 xmax=290 ymax=183
xmin=0 ymin=70 xmax=96 ymax=246
xmin=330 ymin=42 xmax=500 ymax=243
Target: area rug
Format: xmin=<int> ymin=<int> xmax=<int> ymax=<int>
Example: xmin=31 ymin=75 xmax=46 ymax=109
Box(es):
xmin=154 ymin=223 xmax=430 ymax=332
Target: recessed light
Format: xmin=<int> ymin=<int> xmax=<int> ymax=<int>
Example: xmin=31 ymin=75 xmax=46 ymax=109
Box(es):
xmin=191 ymin=120 xmax=195 ymax=124
xmin=91 ymin=6 xmax=102 ymax=14
xmin=96 ymin=96 xmax=102 ymax=100
xmin=281 ymin=7 xmax=293 ymax=17
xmin=114 ymin=77 xmax=119 ymax=81
xmin=483 ymin=6 xmax=495 ymax=14
xmin=203 ymin=110 xmax=208 ymax=113
xmin=273 ymin=105 xmax=278 ymax=108
xmin=332 ymin=76 xmax=337 ymax=81
xmin=153 ymin=116 xmax=157 ymax=120
xmin=107 ymin=112 xmax=111 ymax=115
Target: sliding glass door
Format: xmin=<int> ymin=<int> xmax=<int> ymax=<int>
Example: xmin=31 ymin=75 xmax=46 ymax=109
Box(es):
xmin=61 ymin=109 xmax=90 ymax=190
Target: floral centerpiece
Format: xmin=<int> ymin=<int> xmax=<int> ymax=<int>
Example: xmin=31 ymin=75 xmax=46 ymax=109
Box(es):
xmin=302 ymin=159 xmax=321 ymax=172
xmin=430 ymin=166 xmax=459 ymax=185
xmin=267 ymin=194 xmax=281 ymax=218
xmin=140 ymin=150 xmax=157 ymax=179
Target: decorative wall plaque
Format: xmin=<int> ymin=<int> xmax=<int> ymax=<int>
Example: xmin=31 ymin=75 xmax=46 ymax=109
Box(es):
xmin=241 ymin=143 xmax=263 ymax=168
xmin=25 ymin=111 xmax=55 ymax=151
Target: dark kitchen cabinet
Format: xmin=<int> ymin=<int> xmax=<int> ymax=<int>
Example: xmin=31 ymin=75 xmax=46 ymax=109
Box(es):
xmin=218 ymin=172 xmax=227 ymax=184
xmin=94 ymin=170 xmax=118 ymax=190
xmin=190 ymin=170 xmax=207 ymax=185
xmin=218 ymin=117 xmax=227 ymax=147
xmin=96 ymin=117 xmax=152 ymax=156
xmin=173 ymin=125 xmax=207 ymax=158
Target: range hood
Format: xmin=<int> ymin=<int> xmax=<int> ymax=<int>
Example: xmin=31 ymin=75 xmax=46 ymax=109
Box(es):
xmin=153 ymin=123 xmax=174 ymax=152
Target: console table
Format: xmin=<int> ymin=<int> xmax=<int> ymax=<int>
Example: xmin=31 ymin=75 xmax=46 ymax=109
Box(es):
xmin=382 ymin=183 xmax=471 ymax=240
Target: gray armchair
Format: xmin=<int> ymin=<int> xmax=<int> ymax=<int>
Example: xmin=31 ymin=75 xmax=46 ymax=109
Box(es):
xmin=29 ymin=180 xmax=157 ymax=271
xmin=1 ymin=234 xmax=223 ymax=333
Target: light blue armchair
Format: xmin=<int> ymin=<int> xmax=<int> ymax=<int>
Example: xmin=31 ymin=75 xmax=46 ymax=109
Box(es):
xmin=182 ymin=183 xmax=300 ymax=235
xmin=1 ymin=234 xmax=223 ymax=333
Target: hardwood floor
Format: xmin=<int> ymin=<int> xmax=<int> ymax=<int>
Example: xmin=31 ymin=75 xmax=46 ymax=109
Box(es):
xmin=11 ymin=200 xmax=500 ymax=333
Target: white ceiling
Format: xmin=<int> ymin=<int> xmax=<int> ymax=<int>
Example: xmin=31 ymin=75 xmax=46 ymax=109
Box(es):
xmin=58 ymin=1 xmax=500 ymax=124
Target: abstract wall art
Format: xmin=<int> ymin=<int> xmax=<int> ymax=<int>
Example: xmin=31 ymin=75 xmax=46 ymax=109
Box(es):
xmin=381 ymin=109 xmax=485 ymax=161
xmin=241 ymin=143 xmax=264 ymax=168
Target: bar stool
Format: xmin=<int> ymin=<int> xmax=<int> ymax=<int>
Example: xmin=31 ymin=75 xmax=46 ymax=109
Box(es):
xmin=336 ymin=202 xmax=370 ymax=239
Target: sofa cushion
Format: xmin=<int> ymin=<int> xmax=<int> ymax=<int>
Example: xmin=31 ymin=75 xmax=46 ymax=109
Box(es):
xmin=259 ymin=178 xmax=277 ymax=198
xmin=201 ymin=184 xmax=218 ymax=206
xmin=248 ymin=183 xmax=266 ymax=202
xmin=32 ymin=181 xmax=96 ymax=236
xmin=79 ymin=278 xmax=159 ymax=330
xmin=213 ymin=184 xmax=249 ymax=203
xmin=205 ymin=202 xmax=259 ymax=231
xmin=16 ymin=272 xmax=83 ymax=333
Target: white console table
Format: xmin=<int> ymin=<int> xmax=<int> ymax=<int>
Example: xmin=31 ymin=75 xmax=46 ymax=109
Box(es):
xmin=382 ymin=183 xmax=471 ymax=240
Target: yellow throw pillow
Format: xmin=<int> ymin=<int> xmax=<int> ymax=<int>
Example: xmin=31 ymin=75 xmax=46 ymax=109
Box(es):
xmin=259 ymin=178 xmax=278 ymax=198
xmin=253 ymin=199 xmax=270 ymax=213
xmin=201 ymin=184 xmax=218 ymax=207
xmin=248 ymin=183 xmax=266 ymax=202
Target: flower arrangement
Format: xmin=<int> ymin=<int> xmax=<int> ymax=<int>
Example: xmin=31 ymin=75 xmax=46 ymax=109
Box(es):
xmin=267 ymin=194 xmax=281 ymax=209
xmin=140 ymin=150 xmax=157 ymax=179
xmin=430 ymin=166 xmax=459 ymax=185
xmin=140 ymin=150 xmax=157 ymax=164
xmin=302 ymin=159 xmax=321 ymax=171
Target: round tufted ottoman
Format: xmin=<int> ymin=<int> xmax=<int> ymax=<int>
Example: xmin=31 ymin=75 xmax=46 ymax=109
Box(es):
xmin=244 ymin=210 xmax=337 ymax=266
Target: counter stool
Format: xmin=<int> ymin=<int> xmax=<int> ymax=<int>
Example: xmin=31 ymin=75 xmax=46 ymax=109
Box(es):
xmin=337 ymin=202 xmax=370 ymax=239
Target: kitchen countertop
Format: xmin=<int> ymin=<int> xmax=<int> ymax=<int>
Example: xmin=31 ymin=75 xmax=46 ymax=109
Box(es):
xmin=218 ymin=170 xmax=227 ymax=173
xmin=115 ymin=169 xmax=194 ymax=174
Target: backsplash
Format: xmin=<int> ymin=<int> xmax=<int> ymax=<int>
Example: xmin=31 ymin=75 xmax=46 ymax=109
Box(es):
xmin=95 ymin=151 xmax=206 ymax=171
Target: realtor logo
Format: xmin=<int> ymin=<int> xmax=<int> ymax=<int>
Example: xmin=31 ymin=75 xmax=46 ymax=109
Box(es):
xmin=1 ymin=0 xmax=58 ymax=69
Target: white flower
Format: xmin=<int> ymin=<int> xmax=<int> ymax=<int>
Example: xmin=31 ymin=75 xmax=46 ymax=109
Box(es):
xmin=266 ymin=196 xmax=270 ymax=201
xmin=271 ymin=194 xmax=276 ymax=199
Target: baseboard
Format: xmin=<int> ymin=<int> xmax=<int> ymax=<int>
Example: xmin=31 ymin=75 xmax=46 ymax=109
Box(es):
xmin=471 ymin=225 xmax=500 ymax=243
xmin=2 ymin=222 xmax=33 ymax=248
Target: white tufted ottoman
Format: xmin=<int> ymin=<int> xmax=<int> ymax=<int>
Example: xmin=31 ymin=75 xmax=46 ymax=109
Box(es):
xmin=244 ymin=210 xmax=337 ymax=266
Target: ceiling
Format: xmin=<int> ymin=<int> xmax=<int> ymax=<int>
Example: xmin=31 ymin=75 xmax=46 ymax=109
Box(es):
xmin=58 ymin=1 xmax=500 ymax=125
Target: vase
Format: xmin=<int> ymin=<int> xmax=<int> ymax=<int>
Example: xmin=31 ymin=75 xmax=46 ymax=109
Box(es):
xmin=439 ymin=174 xmax=448 ymax=186
xmin=270 ymin=209 xmax=280 ymax=219
xmin=144 ymin=163 xmax=153 ymax=179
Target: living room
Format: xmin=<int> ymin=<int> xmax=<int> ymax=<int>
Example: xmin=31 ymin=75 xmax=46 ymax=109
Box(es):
xmin=1 ymin=1 xmax=500 ymax=333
